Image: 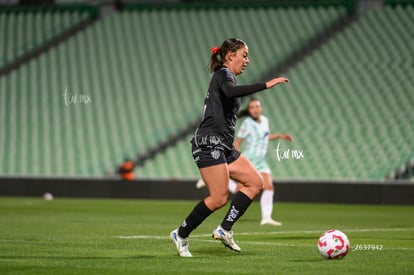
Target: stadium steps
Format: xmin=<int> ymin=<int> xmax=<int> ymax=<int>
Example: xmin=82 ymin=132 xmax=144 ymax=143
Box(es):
xmin=0 ymin=3 xmax=349 ymax=177
xmin=138 ymin=3 xmax=414 ymax=180
xmin=10 ymin=2 xmax=410 ymax=180
xmin=259 ymin=4 xmax=414 ymax=180
xmin=131 ymin=4 xmax=350 ymax=179
xmin=0 ymin=5 xmax=98 ymax=76
xmin=259 ymin=3 xmax=359 ymax=81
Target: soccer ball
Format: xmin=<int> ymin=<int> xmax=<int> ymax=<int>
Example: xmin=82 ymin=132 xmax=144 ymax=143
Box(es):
xmin=318 ymin=229 xmax=350 ymax=259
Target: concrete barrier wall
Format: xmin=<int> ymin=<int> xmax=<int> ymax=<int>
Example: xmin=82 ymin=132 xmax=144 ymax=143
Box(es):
xmin=0 ymin=177 xmax=413 ymax=205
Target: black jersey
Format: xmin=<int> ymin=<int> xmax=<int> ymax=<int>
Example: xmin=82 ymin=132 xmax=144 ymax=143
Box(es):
xmin=193 ymin=67 xmax=266 ymax=147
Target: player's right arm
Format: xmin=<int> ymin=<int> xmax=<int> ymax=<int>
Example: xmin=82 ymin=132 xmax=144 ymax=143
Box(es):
xmin=234 ymin=137 xmax=244 ymax=151
xmin=235 ymin=118 xmax=249 ymax=151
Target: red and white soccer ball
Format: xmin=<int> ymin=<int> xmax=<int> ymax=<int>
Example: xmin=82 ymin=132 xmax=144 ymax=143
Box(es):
xmin=318 ymin=229 xmax=350 ymax=259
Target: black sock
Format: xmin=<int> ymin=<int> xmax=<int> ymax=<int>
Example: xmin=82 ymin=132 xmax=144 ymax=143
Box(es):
xmin=178 ymin=200 xmax=213 ymax=238
xmin=220 ymin=191 xmax=252 ymax=231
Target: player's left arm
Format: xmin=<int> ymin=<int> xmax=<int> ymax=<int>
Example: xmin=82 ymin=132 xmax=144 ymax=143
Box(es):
xmin=269 ymin=133 xmax=293 ymax=142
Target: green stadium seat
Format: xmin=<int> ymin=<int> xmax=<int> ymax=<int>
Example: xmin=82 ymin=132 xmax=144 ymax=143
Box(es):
xmin=0 ymin=8 xmax=91 ymax=67
xmin=0 ymin=4 xmax=367 ymax=178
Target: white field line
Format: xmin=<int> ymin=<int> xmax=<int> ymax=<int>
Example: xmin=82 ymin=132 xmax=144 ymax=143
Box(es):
xmin=193 ymin=227 xmax=414 ymax=238
xmin=115 ymin=228 xmax=414 ymax=251
xmin=189 ymin=240 xmax=412 ymax=250
xmin=115 ymin=236 xmax=314 ymax=247
xmin=194 ymin=239 xmax=316 ymax=247
xmin=116 ymin=227 xmax=414 ymax=240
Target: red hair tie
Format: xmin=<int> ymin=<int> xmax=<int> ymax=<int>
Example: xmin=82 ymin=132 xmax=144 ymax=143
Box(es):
xmin=210 ymin=47 xmax=221 ymax=55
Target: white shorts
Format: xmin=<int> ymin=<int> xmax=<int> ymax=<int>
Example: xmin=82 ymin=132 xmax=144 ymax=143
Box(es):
xmin=246 ymin=155 xmax=271 ymax=174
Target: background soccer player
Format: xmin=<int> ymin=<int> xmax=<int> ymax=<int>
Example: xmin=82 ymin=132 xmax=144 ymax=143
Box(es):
xmin=234 ymin=97 xmax=293 ymax=226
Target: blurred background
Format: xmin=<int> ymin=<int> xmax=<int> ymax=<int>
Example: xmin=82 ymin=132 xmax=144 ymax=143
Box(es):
xmin=0 ymin=0 xmax=413 ymax=187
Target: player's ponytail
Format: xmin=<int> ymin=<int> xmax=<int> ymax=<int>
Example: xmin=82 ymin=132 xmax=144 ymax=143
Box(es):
xmin=209 ymin=46 xmax=223 ymax=73
xmin=237 ymin=109 xmax=249 ymax=118
xmin=209 ymin=38 xmax=247 ymax=73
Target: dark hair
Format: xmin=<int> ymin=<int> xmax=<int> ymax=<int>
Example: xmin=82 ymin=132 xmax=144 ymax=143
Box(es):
xmin=209 ymin=38 xmax=247 ymax=73
xmin=237 ymin=97 xmax=260 ymax=118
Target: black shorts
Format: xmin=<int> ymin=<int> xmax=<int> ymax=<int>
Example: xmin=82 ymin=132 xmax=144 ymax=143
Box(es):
xmin=191 ymin=136 xmax=241 ymax=169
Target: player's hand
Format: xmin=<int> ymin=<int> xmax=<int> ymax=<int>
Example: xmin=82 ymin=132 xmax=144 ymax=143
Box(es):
xmin=266 ymin=77 xmax=289 ymax=89
xmin=283 ymin=134 xmax=293 ymax=142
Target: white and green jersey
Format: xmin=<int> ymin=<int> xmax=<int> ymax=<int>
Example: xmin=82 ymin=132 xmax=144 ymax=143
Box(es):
xmin=237 ymin=115 xmax=270 ymax=160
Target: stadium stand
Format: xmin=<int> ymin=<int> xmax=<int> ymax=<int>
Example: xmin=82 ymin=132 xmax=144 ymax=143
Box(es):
xmin=1 ymin=1 xmax=412 ymax=181
xmin=0 ymin=5 xmax=96 ymax=69
xmin=133 ymin=4 xmax=350 ymax=179
xmin=0 ymin=3 xmax=347 ymax=177
xmin=257 ymin=3 xmax=414 ymax=180
xmin=138 ymin=3 xmax=413 ymax=180
xmin=137 ymin=135 xmax=199 ymax=179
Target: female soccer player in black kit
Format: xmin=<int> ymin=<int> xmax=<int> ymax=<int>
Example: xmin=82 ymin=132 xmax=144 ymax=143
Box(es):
xmin=170 ymin=38 xmax=288 ymax=257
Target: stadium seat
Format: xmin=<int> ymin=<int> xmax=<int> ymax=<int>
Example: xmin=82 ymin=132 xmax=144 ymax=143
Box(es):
xmin=131 ymin=5 xmax=347 ymax=179
xmin=0 ymin=4 xmax=347 ymax=177
xmin=0 ymin=7 xmax=91 ymax=67
xmin=256 ymin=4 xmax=414 ymax=180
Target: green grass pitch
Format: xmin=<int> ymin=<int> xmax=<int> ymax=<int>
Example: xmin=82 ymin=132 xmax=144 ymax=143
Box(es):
xmin=0 ymin=197 xmax=413 ymax=274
